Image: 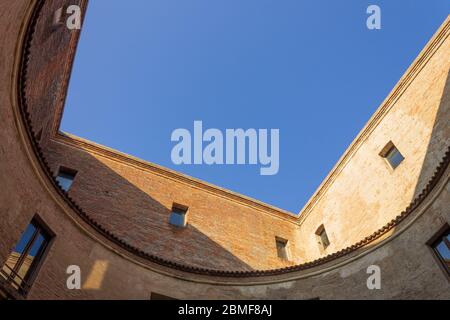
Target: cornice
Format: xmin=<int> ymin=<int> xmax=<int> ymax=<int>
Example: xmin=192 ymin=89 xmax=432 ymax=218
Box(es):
xmin=14 ymin=1 xmax=450 ymax=280
xmin=54 ymin=131 xmax=299 ymax=224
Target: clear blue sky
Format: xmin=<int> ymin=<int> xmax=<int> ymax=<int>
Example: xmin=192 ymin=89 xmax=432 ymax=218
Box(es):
xmin=61 ymin=0 xmax=449 ymax=213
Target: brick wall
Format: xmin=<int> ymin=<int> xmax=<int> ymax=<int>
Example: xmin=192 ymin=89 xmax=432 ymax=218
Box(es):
xmin=0 ymin=0 xmax=448 ymax=300
xmin=298 ymin=26 xmax=450 ymax=261
xmin=23 ymin=0 xmax=450 ymax=270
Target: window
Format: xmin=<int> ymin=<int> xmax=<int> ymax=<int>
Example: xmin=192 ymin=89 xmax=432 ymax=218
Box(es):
xmin=275 ymin=237 xmax=289 ymax=260
xmin=316 ymin=225 xmax=330 ymax=251
xmin=55 ymin=166 xmax=77 ymax=192
xmin=169 ymin=203 xmax=188 ymax=228
xmin=379 ymin=141 xmax=404 ymax=169
xmin=428 ymin=225 xmax=450 ymax=277
xmin=0 ymin=217 xmax=53 ymax=295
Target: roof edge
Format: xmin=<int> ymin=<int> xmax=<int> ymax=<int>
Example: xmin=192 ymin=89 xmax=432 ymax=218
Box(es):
xmin=298 ymin=14 xmax=450 ymax=223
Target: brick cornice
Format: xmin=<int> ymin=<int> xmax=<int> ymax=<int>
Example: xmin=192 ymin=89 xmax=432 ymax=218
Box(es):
xmin=54 ymin=131 xmax=299 ymax=224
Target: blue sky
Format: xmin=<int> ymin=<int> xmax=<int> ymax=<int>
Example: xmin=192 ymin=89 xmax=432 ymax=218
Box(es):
xmin=61 ymin=1 xmax=449 ymax=213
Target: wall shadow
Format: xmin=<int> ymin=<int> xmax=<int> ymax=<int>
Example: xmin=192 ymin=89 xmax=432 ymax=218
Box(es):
xmin=413 ymin=69 xmax=450 ymax=198
xmin=44 ymin=140 xmax=254 ymax=272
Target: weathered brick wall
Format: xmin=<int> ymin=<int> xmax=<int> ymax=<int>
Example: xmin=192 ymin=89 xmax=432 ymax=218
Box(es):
xmin=27 ymin=186 xmax=450 ymax=300
xmin=1 ymin=0 xmax=449 ymax=300
xmin=16 ymin=0 xmax=303 ymax=271
xmin=24 ymin=0 xmax=86 ymax=147
xmin=43 ymin=137 xmax=302 ymax=270
xmin=0 ymin=0 xmax=37 ymax=270
xmin=25 ymin=0 xmax=450 ymax=271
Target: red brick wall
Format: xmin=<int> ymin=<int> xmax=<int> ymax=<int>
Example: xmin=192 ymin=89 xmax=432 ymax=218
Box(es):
xmin=1 ymin=0 xmax=449 ymax=300
xmin=22 ymin=0 xmax=303 ymax=271
xmin=42 ymin=137 xmax=302 ymax=270
xmin=24 ymin=0 xmax=86 ymax=148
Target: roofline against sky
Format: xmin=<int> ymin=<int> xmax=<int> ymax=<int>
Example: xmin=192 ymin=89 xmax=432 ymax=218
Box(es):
xmin=298 ymin=14 xmax=450 ymax=224
xmin=51 ymin=12 xmax=450 ymax=223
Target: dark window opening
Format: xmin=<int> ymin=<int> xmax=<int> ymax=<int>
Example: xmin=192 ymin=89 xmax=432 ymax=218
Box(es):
xmin=0 ymin=217 xmax=53 ymax=295
xmin=276 ymin=237 xmax=289 ymax=260
xmin=316 ymin=225 xmax=330 ymax=251
xmin=55 ymin=166 xmax=77 ymax=192
xmin=428 ymin=224 xmax=450 ymax=277
xmin=379 ymin=141 xmax=404 ymax=170
xmin=169 ymin=203 xmax=188 ymax=228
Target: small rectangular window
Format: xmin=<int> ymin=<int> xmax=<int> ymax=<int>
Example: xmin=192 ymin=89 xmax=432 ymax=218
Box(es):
xmin=275 ymin=237 xmax=289 ymax=260
xmin=56 ymin=166 xmax=77 ymax=192
xmin=169 ymin=203 xmax=188 ymax=228
xmin=0 ymin=217 xmax=53 ymax=295
xmin=316 ymin=225 xmax=330 ymax=251
xmin=379 ymin=141 xmax=404 ymax=169
xmin=428 ymin=225 xmax=450 ymax=277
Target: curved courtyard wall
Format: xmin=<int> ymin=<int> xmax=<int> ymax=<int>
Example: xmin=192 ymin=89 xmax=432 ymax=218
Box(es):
xmin=0 ymin=0 xmax=448 ymax=299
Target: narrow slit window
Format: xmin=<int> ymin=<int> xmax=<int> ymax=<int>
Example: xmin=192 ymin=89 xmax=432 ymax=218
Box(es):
xmin=380 ymin=141 xmax=404 ymax=169
xmin=275 ymin=237 xmax=289 ymax=260
xmin=0 ymin=217 xmax=53 ymax=295
xmin=316 ymin=225 xmax=330 ymax=251
xmin=169 ymin=203 xmax=188 ymax=228
xmin=55 ymin=166 xmax=77 ymax=192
